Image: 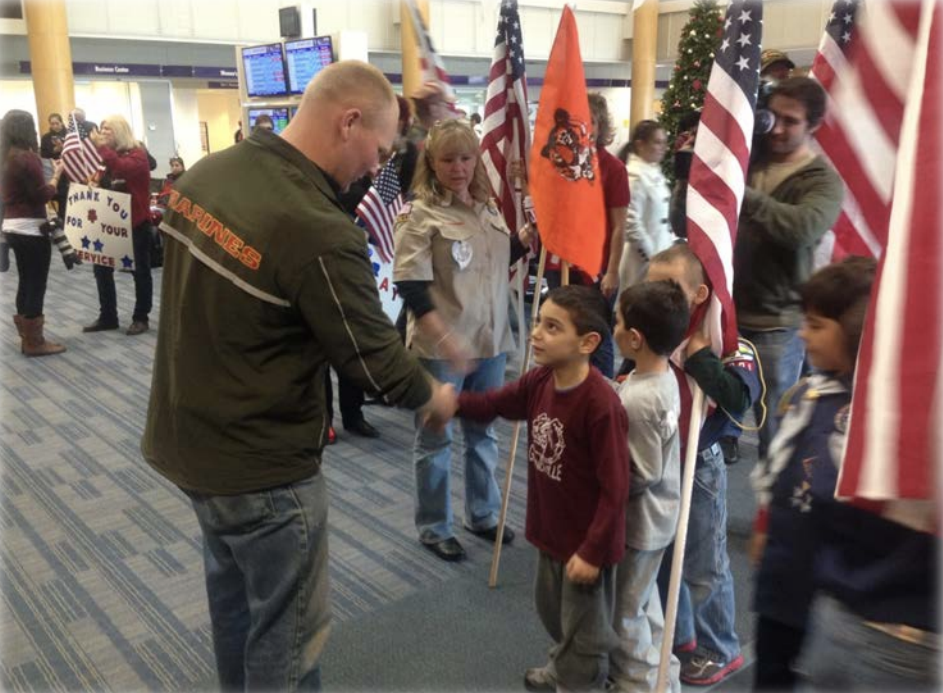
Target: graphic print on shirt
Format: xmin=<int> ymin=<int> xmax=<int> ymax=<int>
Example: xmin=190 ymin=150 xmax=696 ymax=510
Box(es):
xmin=529 ymin=413 xmax=565 ymax=481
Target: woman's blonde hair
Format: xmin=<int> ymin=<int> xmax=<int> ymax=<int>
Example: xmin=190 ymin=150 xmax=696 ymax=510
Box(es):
xmin=101 ymin=114 xmax=140 ymax=152
xmin=411 ymin=119 xmax=492 ymax=203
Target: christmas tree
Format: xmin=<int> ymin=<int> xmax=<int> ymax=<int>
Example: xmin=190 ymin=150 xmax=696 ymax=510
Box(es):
xmin=658 ymin=0 xmax=725 ymax=157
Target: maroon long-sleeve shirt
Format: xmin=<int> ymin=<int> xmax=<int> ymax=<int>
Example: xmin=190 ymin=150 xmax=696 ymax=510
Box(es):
xmin=2 ymin=150 xmax=56 ymax=219
xmin=459 ymin=366 xmax=630 ymax=567
xmin=98 ymin=145 xmax=150 ymax=227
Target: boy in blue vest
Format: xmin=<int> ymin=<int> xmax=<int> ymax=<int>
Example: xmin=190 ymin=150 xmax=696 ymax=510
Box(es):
xmin=645 ymin=243 xmax=762 ymax=685
xmin=750 ymin=256 xmax=876 ymax=690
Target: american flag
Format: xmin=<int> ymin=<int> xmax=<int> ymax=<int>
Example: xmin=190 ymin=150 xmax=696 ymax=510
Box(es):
xmin=356 ymin=157 xmax=404 ymax=265
xmin=61 ymin=111 xmax=102 ymax=184
xmin=837 ymin=0 xmax=939 ymax=526
xmin=809 ymin=0 xmax=897 ymax=260
xmin=403 ymin=0 xmax=458 ymax=107
xmin=685 ymin=0 xmax=762 ymax=359
xmin=480 ymin=0 xmax=530 ymax=234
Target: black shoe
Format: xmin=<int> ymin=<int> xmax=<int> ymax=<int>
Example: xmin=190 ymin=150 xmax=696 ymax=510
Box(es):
xmin=344 ymin=419 xmax=380 ymax=438
xmin=423 ymin=537 xmax=466 ymax=562
xmin=523 ymin=666 xmax=556 ymax=692
xmin=83 ymin=319 xmax=119 ymax=333
xmin=126 ymin=320 xmax=149 ymax=336
xmin=468 ymin=524 xmax=515 ymax=545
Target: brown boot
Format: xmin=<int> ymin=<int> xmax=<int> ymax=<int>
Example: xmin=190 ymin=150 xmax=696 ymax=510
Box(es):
xmin=21 ymin=315 xmax=66 ymax=357
xmin=12 ymin=314 xmax=25 ymax=353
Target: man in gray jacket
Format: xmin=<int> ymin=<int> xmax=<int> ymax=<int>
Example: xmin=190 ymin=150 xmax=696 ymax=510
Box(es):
xmin=142 ymin=61 xmax=455 ymax=691
xmin=734 ymin=77 xmax=843 ymax=461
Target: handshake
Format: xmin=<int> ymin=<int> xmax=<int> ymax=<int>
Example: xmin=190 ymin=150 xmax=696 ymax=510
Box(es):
xmin=420 ymin=381 xmax=460 ymax=431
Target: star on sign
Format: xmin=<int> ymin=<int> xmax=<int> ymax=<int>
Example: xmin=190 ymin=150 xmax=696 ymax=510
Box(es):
xmin=736 ymin=32 xmax=752 ymax=47
xmin=93 ymin=239 xmax=104 ymax=252
xmin=736 ymin=55 xmax=751 ymax=71
xmin=738 ymin=9 xmax=752 ymax=24
xmin=81 ymin=235 xmax=91 ymax=249
xmin=120 ymin=255 xmax=133 ymax=269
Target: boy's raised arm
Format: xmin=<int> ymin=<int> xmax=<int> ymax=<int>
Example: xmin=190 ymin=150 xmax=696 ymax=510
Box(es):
xmin=457 ymin=369 xmax=535 ymax=424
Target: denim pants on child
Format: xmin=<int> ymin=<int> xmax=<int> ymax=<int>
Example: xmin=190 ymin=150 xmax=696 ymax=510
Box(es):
xmin=535 ymin=551 xmax=620 ymax=691
xmin=186 ymin=473 xmax=330 ymax=691
xmin=610 ymin=546 xmax=680 ymax=693
xmin=801 ymin=595 xmax=940 ymax=691
xmin=659 ymin=443 xmax=740 ymax=664
xmin=413 ymin=355 xmax=506 ymax=543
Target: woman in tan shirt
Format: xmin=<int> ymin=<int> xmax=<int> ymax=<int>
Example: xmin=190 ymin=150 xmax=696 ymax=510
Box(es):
xmin=394 ymin=119 xmax=529 ymax=562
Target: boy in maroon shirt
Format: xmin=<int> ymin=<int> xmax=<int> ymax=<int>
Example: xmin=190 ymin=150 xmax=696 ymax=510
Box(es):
xmin=457 ymin=285 xmax=629 ymax=692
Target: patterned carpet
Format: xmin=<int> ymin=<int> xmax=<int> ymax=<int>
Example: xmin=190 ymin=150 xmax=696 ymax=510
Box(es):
xmin=0 ymin=259 xmax=532 ymax=692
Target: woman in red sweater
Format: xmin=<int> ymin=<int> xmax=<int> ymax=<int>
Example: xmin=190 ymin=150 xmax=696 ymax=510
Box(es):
xmin=84 ymin=114 xmax=153 ymax=336
xmin=0 ymin=110 xmax=67 ymax=356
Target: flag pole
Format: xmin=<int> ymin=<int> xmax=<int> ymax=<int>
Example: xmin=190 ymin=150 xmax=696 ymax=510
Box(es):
xmin=656 ymin=384 xmax=706 ymax=693
xmin=561 ymin=260 xmax=570 ymax=286
xmin=490 ymin=245 xmax=547 ymax=588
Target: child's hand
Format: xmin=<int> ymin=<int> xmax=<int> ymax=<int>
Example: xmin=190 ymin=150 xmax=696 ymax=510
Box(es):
xmin=685 ymin=329 xmax=711 ymax=358
xmin=749 ymin=531 xmax=767 ymax=567
xmin=565 ymin=553 xmax=600 ymax=584
xmin=422 ymin=382 xmax=458 ymax=432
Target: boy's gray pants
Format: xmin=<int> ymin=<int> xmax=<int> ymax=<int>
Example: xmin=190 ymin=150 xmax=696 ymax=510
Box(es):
xmin=535 ymin=551 xmax=620 ymax=691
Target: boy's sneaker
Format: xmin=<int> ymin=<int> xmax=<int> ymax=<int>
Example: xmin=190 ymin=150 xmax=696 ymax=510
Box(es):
xmin=680 ymin=653 xmax=744 ymax=686
xmin=523 ymin=666 xmax=556 ymax=692
xmin=674 ymin=638 xmax=698 ymax=655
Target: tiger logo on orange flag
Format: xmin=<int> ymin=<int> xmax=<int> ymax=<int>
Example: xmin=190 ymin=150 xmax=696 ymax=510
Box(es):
xmin=529 ymin=6 xmax=606 ymax=277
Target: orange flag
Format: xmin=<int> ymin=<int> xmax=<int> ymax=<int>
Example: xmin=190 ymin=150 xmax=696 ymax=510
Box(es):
xmin=529 ymin=6 xmax=606 ymax=276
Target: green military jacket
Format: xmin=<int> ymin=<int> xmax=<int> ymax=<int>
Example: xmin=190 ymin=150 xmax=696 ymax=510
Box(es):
xmin=733 ymin=155 xmax=843 ymax=330
xmin=141 ymin=131 xmax=431 ymax=495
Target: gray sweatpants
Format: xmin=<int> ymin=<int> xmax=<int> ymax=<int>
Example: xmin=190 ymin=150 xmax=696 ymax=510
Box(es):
xmin=534 ymin=551 xmax=620 ymax=691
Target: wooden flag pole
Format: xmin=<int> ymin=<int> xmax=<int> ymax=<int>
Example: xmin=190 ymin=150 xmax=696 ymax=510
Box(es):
xmin=656 ymin=384 xmax=706 ymax=692
xmin=489 ymin=245 xmax=548 ymax=588
xmin=561 ymin=260 xmax=570 ymax=287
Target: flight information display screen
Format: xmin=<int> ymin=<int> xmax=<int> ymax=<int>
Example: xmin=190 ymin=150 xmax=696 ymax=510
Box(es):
xmin=285 ymin=36 xmax=334 ymax=94
xmin=242 ymin=43 xmax=288 ymax=97
xmin=248 ymin=108 xmax=290 ymax=134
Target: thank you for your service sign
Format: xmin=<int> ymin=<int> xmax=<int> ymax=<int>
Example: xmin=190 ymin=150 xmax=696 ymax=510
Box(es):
xmin=63 ymin=184 xmax=135 ymax=269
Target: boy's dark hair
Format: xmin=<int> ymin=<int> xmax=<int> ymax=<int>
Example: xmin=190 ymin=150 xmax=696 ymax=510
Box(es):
xmin=617 ymin=280 xmax=690 ymax=356
xmin=800 ymin=256 xmax=877 ymax=364
xmin=770 ymin=77 xmax=828 ymax=128
xmin=545 ymin=285 xmax=611 ymax=352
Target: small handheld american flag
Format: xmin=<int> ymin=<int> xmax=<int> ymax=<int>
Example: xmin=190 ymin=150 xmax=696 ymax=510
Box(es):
xmin=61 ymin=112 xmax=102 ymax=184
xmin=355 ymin=157 xmax=405 ymax=265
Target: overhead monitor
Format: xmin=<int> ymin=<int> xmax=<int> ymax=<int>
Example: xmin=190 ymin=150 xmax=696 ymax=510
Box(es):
xmin=248 ymin=108 xmax=290 ymax=135
xmin=242 ymin=43 xmax=288 ymax=98
xmin=285 ymin=36 xmax=334 ymax=94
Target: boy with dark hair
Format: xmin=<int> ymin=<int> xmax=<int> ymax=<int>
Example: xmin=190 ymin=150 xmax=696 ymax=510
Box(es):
xmin=646 ymin=243 xmax=762 ymax=685
xmin=456 ymin=285 xmax=630 ymax=692
xmin=750 ymin=256 xmax=876 ymax=691
xmin=609 ymin=280 xmax=689 ymax=692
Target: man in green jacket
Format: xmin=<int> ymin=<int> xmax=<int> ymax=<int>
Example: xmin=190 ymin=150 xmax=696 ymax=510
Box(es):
xmin=142 ymin=61 xmax=456 ymax=691
xmin=734 ymin=77 xmax=843 ymax=461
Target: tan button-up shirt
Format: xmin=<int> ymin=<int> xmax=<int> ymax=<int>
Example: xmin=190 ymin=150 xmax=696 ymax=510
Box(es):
xmin=394 ymin=194 xmax=516 ymax=360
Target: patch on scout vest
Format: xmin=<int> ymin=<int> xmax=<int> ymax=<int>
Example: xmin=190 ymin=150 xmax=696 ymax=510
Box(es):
xmin=396 ymin=201 xmax=413 ymax=222
xmin=451 ymin=240 xmax=473 ymax=269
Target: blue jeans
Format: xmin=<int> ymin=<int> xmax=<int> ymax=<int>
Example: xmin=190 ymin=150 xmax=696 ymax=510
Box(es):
xmin=414 ymin=355 xmax=506 ymax=543
xmin=659 ymin=443 xmax=740 ymax=664
xmin=92 ymin=221 xmax=154 ymax=324
xmin=739 ymin=327 xmax=804 ymax=459
xmin=802 ymin=596 xmax=939 ymax=690
xmin=186 ymin=474 xmax=329 ymax=691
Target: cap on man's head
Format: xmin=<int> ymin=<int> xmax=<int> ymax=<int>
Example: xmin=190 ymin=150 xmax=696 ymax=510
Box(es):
xmin=760 ymin=49 xmax=795 ymax=75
